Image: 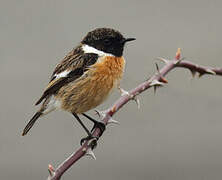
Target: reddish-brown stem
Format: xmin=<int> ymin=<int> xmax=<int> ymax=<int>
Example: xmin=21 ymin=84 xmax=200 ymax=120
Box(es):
xmin=48 ymin=49 xmax=222 ymax=180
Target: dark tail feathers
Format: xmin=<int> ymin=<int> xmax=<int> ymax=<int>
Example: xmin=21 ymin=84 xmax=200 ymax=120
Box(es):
xmin=22 ymin=112 xmax=42 ymax=136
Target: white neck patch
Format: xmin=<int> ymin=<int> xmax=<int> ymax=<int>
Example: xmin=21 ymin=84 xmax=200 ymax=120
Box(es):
xmin=82 ymin=44 xmax=114 ymax=57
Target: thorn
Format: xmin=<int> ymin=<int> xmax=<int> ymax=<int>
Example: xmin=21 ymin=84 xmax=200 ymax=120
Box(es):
xmin=154 ymin=86 xmax=157 ymax=94
xmin=118 ymin=86 xmax=141 ymax=109
xmin=118 ymin=86 xmax=135 ymax=102
xmin=156 ymin=57 xmax=170 ymax=64
xmin=118 ymin=86 xmax=140 ymax=110
xmin=85 ymin=148 xmax=96 ymax=160
xmin=133 ymin=96 xmax=140 ymax=109
xmin=175 ymin=48 xmax=181 ymax=60
xmin=174 ymin=57 xmax=186 ymax=65
xmin=150 ymin=79 xmax=164 ymax=94
xmin=205 ymin=68 xmax=216 ymax=75
xmin=118 ymin=87 xmax=130 ymax=97
xmin=48 ymin=164 xmax=55 ymax=177
xmin=107 ymin=118 xmax=120 ymax=125
xmin=190 ymin=69 xmax=196 ymax=78
xmin=155 ymin=63 xmax=168 ymax=83
xmin=198 ymin=72 xmax=204 ymax=78
xmin=150 ymin=79 xmax=164 ymax=87
xmin=111 ymin=105 xmax=117 ymax=114
xmin=159 ymin=76 xmax=168 ymax=83
xmin=155 ymin=63 xmax=160 ymax=73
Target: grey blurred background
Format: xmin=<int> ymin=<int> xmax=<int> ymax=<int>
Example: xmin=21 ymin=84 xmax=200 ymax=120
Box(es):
xmin=1 ymin=0 xmax=222 ymax=179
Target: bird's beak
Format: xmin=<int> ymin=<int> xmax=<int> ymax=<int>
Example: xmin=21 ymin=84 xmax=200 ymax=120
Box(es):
xmin=122 ymin=38 xmax=136 ymax=44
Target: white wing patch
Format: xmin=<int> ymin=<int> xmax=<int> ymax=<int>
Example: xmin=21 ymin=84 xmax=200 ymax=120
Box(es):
xmin=82 ymin=44 xmax=114 ymax=57
xmin=54 ymin=70 xmax=71 ymax=79
xmin=52 ymin=45 xmax=114 ymax=80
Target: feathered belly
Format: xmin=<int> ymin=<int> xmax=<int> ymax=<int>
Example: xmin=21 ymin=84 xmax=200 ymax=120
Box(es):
xmin=56 ymin=56 xmax=125 ymax=114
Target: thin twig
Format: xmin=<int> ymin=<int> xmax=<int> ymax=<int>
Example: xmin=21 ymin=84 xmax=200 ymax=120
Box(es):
xmin=48 ymin=48 xmax=222 ymax=180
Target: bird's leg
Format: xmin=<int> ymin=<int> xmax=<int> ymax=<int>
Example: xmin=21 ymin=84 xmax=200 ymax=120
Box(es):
xmin=72 ymin=113 xmax=98 ymax=146
xmin=82 ymin=113 xmax=106 ymax=136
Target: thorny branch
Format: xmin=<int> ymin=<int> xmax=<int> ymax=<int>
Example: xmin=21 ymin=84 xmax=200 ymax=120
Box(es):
xmin=47 ymin=48 xmax=222 ymax=180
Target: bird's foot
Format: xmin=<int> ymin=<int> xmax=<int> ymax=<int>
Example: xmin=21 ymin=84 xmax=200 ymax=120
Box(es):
xmin=80 ymin=121 xmax=105 ymax=148
xmin=80 ymin=135 xmax=98 ymax=149
xmin=91 ymin=120 xmax=106 ymax=135
xmin=82 ymin=113 xmax=106 ymax=135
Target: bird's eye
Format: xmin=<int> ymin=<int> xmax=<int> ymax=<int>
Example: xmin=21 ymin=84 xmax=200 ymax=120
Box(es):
xmin=104 ymin=39 xmax=111 ymax=45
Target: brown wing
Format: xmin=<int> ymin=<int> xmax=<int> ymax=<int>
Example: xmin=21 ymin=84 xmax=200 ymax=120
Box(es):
xmin=35 ymin=46 xmax=98 ymax=105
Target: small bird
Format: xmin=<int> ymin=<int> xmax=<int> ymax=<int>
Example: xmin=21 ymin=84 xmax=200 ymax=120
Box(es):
xmin=22 ymin=28 xmax=135 ymax=143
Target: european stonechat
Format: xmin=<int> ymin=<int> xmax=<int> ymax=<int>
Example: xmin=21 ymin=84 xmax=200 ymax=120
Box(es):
xmin=22 ymin=28 xmax=135 ymax=143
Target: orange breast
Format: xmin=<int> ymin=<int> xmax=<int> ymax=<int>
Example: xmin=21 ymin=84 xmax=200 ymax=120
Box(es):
xmin=57 ymin=56 xmax=125 ymax=114
xmin=90 ymin=56 xmax=125 ymax=87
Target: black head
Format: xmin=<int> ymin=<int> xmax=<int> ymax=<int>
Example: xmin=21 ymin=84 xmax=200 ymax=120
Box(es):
xmin=81 ymin=28 xmax=135 ymax=57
